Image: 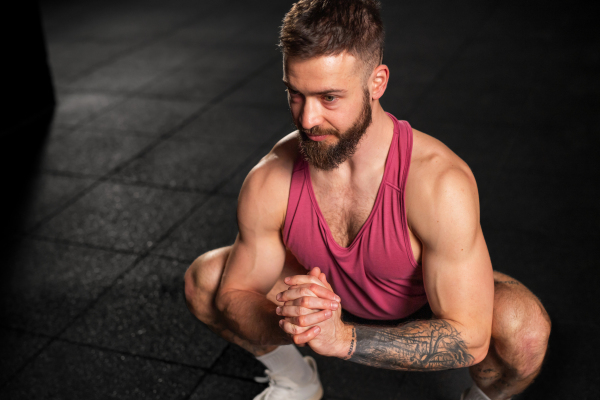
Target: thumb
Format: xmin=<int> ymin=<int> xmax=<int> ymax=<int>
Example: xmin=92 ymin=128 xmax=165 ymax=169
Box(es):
xmin=309 ymin=267 xmax=321 ymax=277
xmin=319 ymin=272 xmax=327 ymax=285
xmin=318 ymin=272 xmax=333 ymax=291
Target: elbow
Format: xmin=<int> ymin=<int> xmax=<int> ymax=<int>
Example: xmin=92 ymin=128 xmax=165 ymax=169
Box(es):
xmin=215 ymin=287 xmax=230 ymax=314
xmin=469 ymin=325 xmax=491 ymax=365
xmin=470 ymin=337 xmax=490 ymax=365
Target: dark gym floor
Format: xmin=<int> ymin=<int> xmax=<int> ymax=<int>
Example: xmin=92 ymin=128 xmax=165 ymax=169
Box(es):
xmin=1 ymin=0 xmax=598 ymax=399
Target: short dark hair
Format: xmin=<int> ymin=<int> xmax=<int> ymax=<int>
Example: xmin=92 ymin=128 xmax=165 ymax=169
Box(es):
xmin=279 ymin=0 xmax=385 ymax=78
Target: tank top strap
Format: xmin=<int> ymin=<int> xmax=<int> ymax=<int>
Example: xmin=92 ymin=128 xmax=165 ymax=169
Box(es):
xmin=283 ymin=155 xmax=308 ymax=244
xmin=394 ymin=118 xmax=413 ymax=191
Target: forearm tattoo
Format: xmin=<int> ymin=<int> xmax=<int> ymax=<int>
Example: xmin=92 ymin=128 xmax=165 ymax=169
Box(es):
xmin=347 ymin=320 xmax=474 ymax=370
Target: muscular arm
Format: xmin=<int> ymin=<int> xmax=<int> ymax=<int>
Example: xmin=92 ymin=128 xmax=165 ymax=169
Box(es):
xmin=214 ymin=139 xmax=296 ymax=347
xmin=346 ymin=161 xmax=494 ymax=370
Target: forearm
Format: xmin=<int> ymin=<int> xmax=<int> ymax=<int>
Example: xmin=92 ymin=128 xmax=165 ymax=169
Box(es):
xmin=217 ymin=289 xmax=291 ymax=346
xmin=344 ymin=319 xmax=477 ymax=371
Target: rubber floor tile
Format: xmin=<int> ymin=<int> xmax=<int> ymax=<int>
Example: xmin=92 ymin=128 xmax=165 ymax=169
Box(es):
xmin=481 ymin=172 xmax=598 ymax=240
xmin=53 ymin=91 xmax=126 ymax=128
xmin=220 ymin=64 xmax=288 ymax=109
xmin=113 ymin=138 xmax=262 ymax=191
xmin=389 ymin=368 xmax=471 ymax=400
xmin=85 ymin=97 xmax=204 ymax=136
xmin=174 ymin=103 xmax=291 ymax=144
xmin=217 ymin=144 xmax=276 ymax=197
xmin=0 ymin=341 xmax=200 ymax=400
xmin=482 ymin=227 xmax=597 ymax=323
xmin=0 ymin=328 xmax=50 ymax=386
xmin=302 ymin=351 xmax=408 ymax=400
xmin=65 ymin=64 xmax=165 ymax=93
xmin=188 ymin=374 xmax=264 ymax=400
xmin=140 ymin=67 xmax=238 ymax=102
xmin=0 ymin=239 xmax=136 ymax=336
xmin=519 ymin=321 xmax=600 ymax=399
xmin=210 ymin=346 xmax=265 ymax=380
xmin=41 ymin=128 xmax=155 ymax=176
xmin=45 ymin=41 xmax=132 ymax=83
xmin=34 ymin=181 xmax=203 ymax=252
xmin=18 ymin=173 xmax=95 ymax=232
xmin=152 ymin=196 xmax=238 ymax=262
xmin=61 ymin=256 xmax=228 ymax=368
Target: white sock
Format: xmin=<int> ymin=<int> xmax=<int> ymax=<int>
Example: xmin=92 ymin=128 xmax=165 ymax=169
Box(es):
xmin=463 ymin=384 xmax=492 ymax=400
xmin=256 ymin=345 xmax=313 ymax=385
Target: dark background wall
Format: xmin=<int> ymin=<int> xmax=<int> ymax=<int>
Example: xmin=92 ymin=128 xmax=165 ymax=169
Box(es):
xmin=0 ymin=0 xmax=598 ymax=399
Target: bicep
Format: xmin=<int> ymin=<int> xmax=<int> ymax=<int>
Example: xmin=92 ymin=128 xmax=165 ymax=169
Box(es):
xmin=221 ymin=227 xmax=286 ymax=296
xmin=418 ymin=168 xmax=494 ymax=333
xmin=218 ymin=161 xmax=289 ymax=296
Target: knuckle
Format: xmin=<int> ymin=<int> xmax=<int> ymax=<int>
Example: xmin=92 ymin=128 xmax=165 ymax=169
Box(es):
xmin=300 ymin=307 xmax=311 ymax=315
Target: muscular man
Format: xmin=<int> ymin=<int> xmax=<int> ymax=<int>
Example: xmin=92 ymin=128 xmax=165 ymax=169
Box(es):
xmin=184 ymin=1 xmax=551 ymax=399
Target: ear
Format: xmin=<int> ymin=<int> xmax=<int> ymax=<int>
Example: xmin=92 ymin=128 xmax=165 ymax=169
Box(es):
xmin=369 ymin=64 xmax=389 ymax=100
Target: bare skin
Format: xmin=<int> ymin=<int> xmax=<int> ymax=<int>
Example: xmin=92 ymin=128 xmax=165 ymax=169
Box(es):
xmin=184 ymin=52 xmax=551 ymax=400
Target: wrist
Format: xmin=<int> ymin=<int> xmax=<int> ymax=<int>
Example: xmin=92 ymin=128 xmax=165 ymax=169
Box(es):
xmin=334 ymin=323 xmax=355 ymax=359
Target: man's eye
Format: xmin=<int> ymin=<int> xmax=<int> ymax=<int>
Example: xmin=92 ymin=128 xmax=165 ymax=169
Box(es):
xmin=287 ymin=89 xmax=299 ymax=95
xmin=323 ymin=95 xmax=336 ymax=102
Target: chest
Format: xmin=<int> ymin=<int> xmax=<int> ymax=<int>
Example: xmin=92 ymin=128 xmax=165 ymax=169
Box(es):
xmin=313 ymin=184 xmax=378 ymax=248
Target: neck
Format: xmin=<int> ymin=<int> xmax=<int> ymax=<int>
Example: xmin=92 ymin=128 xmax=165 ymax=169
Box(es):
xmin=311 ymin=100 xmax=394 ymax=180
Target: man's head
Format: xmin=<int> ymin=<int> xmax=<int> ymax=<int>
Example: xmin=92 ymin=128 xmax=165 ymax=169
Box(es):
xmin=280 ymin=0 xmax=384 ymax=82
xmin=279 ymin=0 xmax=387 ymax=170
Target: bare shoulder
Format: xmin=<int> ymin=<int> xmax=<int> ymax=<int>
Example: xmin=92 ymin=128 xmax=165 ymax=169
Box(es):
xmin=408 ymin=128 xmax=476 ymax=195
xmin=406 ymin=128 xmax=479 ymax=238
xmin=237 ymin=131 xmax=301 ymax=231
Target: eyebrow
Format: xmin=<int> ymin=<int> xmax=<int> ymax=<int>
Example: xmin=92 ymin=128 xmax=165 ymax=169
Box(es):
xmin=282 ymin=80 xmax=347 ymax=96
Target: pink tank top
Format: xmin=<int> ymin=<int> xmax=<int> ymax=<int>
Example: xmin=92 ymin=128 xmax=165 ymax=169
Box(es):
xmin=282 ymin=114 xmax=427 ymax=320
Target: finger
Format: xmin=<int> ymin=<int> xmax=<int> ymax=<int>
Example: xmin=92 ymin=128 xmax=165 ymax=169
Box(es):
xmin=284 ymin=274 xmax=326 ymax=288
xmin=276 ymin=286 xmax=318 ymax=302
xmin=293 ymin=326 xmax=321 ymax=345
xmin=277 ymin=305 xmax=317 ymax=317
xmin=284 ymin=296 xmax=339 ymax=311
xmin=285 ymin=309 xmax=332 ymax=327
xmin=279 ymin=319 xmax=311 ymax=336
xmin=303 ymin=283 xmax=340 ymax=302
xmin=309 ymin=267 xmax=321 ymax=277
xmin=318 ymin=272 xmax=327 ymax=285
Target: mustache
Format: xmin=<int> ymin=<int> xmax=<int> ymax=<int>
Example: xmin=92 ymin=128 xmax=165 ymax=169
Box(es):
xmin=299 ymin=125 xmax=339 ymax=138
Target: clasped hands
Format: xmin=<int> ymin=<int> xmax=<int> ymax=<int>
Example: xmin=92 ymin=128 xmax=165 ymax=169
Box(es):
xmin=275 ymin=267 xmax=350 ymax=358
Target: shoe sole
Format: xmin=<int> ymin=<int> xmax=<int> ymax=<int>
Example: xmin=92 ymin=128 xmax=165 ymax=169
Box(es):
xmin=309 ymin=385 xmax=324 ymax=400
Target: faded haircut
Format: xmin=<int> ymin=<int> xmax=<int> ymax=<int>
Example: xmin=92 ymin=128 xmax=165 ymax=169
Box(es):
xmin=279 ymin=0 xmax=385 ymax=80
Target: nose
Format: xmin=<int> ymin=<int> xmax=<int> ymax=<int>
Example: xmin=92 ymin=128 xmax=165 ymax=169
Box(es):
xmin=299 ymin=98 xmax=323 ymax=131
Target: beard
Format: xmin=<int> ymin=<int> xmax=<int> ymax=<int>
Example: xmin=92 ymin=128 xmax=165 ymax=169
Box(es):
xmin=296 ymin=89 xmax=372 ymax=171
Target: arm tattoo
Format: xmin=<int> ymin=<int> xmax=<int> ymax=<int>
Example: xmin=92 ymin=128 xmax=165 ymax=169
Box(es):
xmin=348 ymin=319 xmax=475 ymax=371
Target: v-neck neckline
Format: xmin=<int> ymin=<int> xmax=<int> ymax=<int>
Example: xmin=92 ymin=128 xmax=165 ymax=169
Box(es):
xmin=304 ymin=116 xmax=398 ymax=251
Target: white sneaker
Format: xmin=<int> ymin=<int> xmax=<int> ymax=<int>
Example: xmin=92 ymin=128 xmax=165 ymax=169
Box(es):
xmin=253 ymin=356 xmax=323 ymax=400
xmin=460 ymin=385 xmax=492 ymax=400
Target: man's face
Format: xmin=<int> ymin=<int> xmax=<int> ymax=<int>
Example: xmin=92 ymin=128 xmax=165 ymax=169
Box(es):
xmin=283 ymin=53 xmax=373 ymax=170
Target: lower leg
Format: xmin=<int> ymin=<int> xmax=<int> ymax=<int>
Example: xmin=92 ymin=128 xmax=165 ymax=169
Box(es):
xmin=184 ymin=247 xmax=277 ymax=356
xmin=469 ymin=340 xmax=542 ymax=399
xmin=184 ymin=247 xmax=319 ymax=394
xmin=468 ymin=272 xmax=551 ymax=400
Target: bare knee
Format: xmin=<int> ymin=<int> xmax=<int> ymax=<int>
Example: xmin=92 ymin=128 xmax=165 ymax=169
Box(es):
xmin=492 ymin=279 xmax=551 ymax=379
xmin=184 ymin=246 xmax=231 ymax=322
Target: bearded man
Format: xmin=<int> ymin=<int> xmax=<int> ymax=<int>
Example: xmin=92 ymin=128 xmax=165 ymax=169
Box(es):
xmin=184 ymin=1 xmax=551 ymax=399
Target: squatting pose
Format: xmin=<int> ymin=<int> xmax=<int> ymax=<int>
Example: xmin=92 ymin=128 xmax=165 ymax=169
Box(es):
xmin=185 ymin=1 xmax=551 ymax=399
